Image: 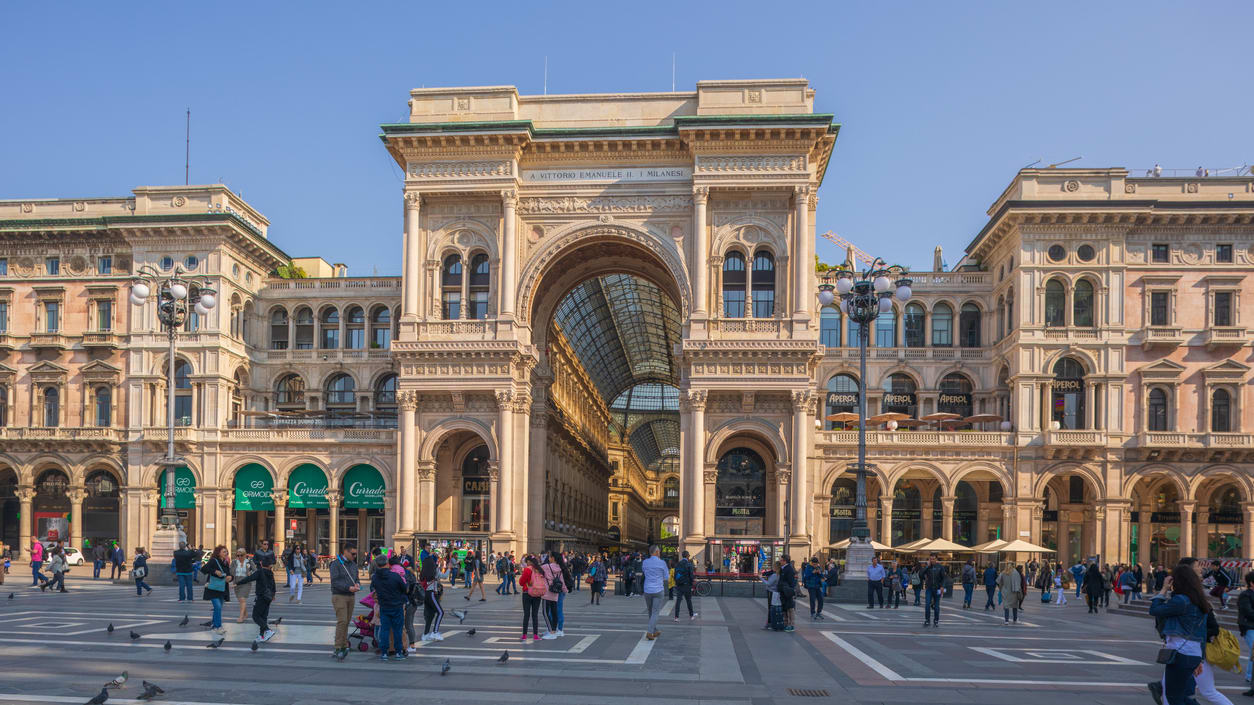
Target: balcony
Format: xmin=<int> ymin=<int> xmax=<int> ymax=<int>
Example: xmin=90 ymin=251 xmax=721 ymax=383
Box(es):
xmin=1204 ymin=326 xmax=1247 ymax=350
xmin=82 ymin=331 xmax=120 ymax=349
xmin=817 ymin=430 xmax=1014 ymax=447
xmin=1044 ymin=327 xmax=1100 ymax=342
xmin=1141 ymin=326 xmax=1184 ymax=350
xmin=710 ymin=318 xmax=783 ymax=336
xmin=0 ymin=427 xmax=125 ymax=447
xmin=0 ymin=333 xmax=14 ymax=350
xmin=29 ymin=332 xmax=68 ymax=350
xmin=1134 ymin=431 xmax=1253 ymax=462
xmin=260 ymin=348 xmax=393 ymax=362
xmin=825 ymin=346 xmax=989 ymax=362
xmin=220 ymin=427 xmax=394 ymax=443
xmin=1043 ymin=429 xmax=1107 ymax=459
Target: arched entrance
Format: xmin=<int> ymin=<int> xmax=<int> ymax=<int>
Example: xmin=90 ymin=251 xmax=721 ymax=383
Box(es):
xmin=0 ymin=467 xmax=17 ymax=551
xmin=158 ymin=465 xmax=197 ymax=546
xmin=460 ymin=445 xmax=491 ymax=532
xmin=82 ymin=468 xmax=122 ymax=551
xmin=891 ymin=479 xmax=924 ymax=545
xmin=286 ymin=463 xmax=330 ymax=554
xmin=33 ymin=468 xmax=70 ymax=544
xmin=232 ymin=463 xmax=275 ymax=552
xmin=340 ymin=464 xmax=387 ymax=557
xmin=1205 ymin=482 xmax=1243 ymax=559
xmin=1041 ymin=471 xmax=1100 ymax=566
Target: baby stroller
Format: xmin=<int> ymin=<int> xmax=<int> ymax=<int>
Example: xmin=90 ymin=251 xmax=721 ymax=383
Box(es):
xmin=347 ymin=593 xmax=378 ymax=652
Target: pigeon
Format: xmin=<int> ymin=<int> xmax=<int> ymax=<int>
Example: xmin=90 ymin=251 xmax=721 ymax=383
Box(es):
xmin=163 ymin=641 xmax=171 ymax=652
xmin=7 ymin=592 xmax=13 ymax=599
xmin=106 ymin=623 xmax=114 ymax=633
xmin=129 ymin=630 xmax=141 ymax=641
xmin=85 ymin=687 xmax=108 ymax=705
xmin=250 ymin=640 xmax=259 ymax=651
xmin=178 ymin=615 xmax=189 ymax=627
xmin=497 ymin=650 xmax=509 ymax=663
xmin=272 ymin=617 xmax=282 ymax=626
xmin=206 ymin=637 xmax=224 ymax=648
xmin=199 ymin=620 xmax=213 ymax=628
xmin=138 ymin=681 xmax=164 ymax=700
xmin=452 ymin=609 xmax=467 ymax=624
xmin=440 ymin=658 xmax=450 ymax=675
xmin=467 ymin=628 xmax=476 ymax=636
xmin=105 ymin=671 xmax=128 ymax=689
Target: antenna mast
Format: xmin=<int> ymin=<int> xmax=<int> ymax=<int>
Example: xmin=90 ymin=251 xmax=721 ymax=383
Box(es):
xmin=184 ymin=109 xmax=190 ymax=185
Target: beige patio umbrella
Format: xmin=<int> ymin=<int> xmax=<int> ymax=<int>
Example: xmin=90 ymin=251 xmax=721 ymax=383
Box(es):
xmin=894 ymin=538 xmax=932 ymax=552
xmin=911 ymin=538 xmax=970 ymax=553
xmin=829 ymin=538 xmax=892 ymax=551
xmin=867 ymin=412 xmax=910 ymax=425
xmin=921 ymin=412 xmax=961 ymax=422
xmin=824 ymin=412 xmax=860 ymax=423
xmin=965 ymin=413 xmax=1004 ymax=431
xmin=893 ymin=418 xmax=930 ymax=428
xmin=970 ymin=539 xmax=1008 ymax=554
xmin=996 ymin=539 xmax=1056 ymax=554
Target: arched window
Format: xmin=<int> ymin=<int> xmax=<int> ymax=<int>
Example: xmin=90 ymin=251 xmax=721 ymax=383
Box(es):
xmin=1147 ymin=388 xmax=1169 ymax=431
xmin=825 ymin=374 xmax=860 ymax=429
xmin=270 ymin=308 xmax=289 ymax=350
xmin=43 ymin=386 xmax=59 ymax=427
xmin=830 ymin=478 xmax=857 ymax=542
xmin=1006 ymin=288 xmax=1015 ymax=332
xmin=173 ymin=359 xmax=193 ymax=426
xmin=996 ymin=296 xmax=1006 ymax=340
xmin=1212 ymin=389 xmax=1232 ymax=432
xmin=663 ymin=476 xmax=679 ymax=508
xmin=1073 ymin=279 xmax=1095 ymax=327
xmin=370 ymin=306 xmax=392 ymax=349
xmin=722 ymin=252 xmax=746 ymax=318
xmin=319 ymin=307 xmax=340 ymax=349
xmin=882 ymin=373 xmax=917 ymax=417
xmin=715 ymin=448 xmax=767 ymax=536
xmin=1051 ymin=357 xmax=1086 ymax=430
xmin=345 ymin=306 xmax=365 ymax=349
xmin=461 ymin=445 xmax=490 ymax=532
xmin=996 ymin=366 xmax=1012 ymax=422
xmin=0 ymin=384 xmax=7 ymax=427
xmin=751 ymin=249 xmax=775 ymax=318
xmin=468 ymin=253 xmax=490 ymax=320
xmin=184 ymin=286 xmax=200 ymax=333
xmin=325 ymin=374 xmax=356 ymax=408
xmin=891 ymin=480 xmax=923 ymax=545
xmin=240 ymin=301 xmax=252 ymax=343
xmin=229 ymin=294 xmax=242 ymax=339
xmin=1044 ymin=279 xmax=1066 ymax=327
xmin=904 ymin=303 xmax=926 ymax=347
xmin=820 ymin=306 xmax=841 ymax=347
xmin=374 ymin=373 xmax=397 ymax=410
xmin=931 ymin=303 xmax=952 ymax=346
xmin=275 ymin=374 xmax=305 ymax=408
xmin=441 ymin=254 xmax=462 ymax=320
xmin=231 ymin=369 xmax=245 ymax=425
xmin=953 ymin=481 xmax=978 ymax=545
xmin=875 ymin=306 xmax=897 ymax=347
xmin=293 ymin=307 xmax=314 ymax=350
xmin=938 ymin=373 xmax=974 ymax=418
xmin=959 ymin=303 xmax=981 ymax=347
xmin=94 ymin=386 xmax=111 ymax=427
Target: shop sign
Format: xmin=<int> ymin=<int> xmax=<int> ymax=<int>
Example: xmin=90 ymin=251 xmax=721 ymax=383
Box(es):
xmin=607 ymin=526 xmax=621 ymax=541
xmin=159 ymin=466 xmax=197 ymax=509
xmin=882 ymin=393 xmax=915 ymax=407
xmin=286 ymin=464 xmax=329 ymax=509
xmin=462 ymin=478 xmax=491 ymax=495
xmin=938 ymin=393 xmax=971 ymax=409
xmin=830 ymin=506 xmax=854 ymax=518
xmin=892 ymin=508 xmax=921 ymax=520
xmin=826 ymin=392 xmax=858 ymax=407
xmin=521 ymin=165 xmax=691 ymax=184
xmin=1151 ymin=512 xmax=1181 ymax=524
xmin=1210 ymin=512 xmax=1243 ymax=525
xmin=953 ymin=510 xmax=978 ymax=521
xmin=1051 ymin=379 xmax=1083 ymax=391
xmin=234 ymin=464 xmax=274 ymax=511
xmin=342 ymin=465 xmax=386 ymax=509
xmin=1042 ymin=510 xmax=1059 ymax=522
xmin=717 ymin=506 xmax=765 ymax=517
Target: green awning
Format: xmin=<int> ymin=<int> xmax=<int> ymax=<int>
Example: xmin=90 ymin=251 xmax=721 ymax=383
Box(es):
xmin=234 ymin=463 xmax=275 ymax=511
xmin=287 ymin=464 xmax=329 ymax=509
xmin=342 ymin=464 xmax=385 ymax=509
xmin=158 ymin=466 xmax=196 ymax=509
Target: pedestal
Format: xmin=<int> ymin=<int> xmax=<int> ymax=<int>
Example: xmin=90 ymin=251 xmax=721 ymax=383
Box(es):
xmin=145 ymin=524 xmax=182 ymax=584
xmin=831 ymin=537 xmax=877 ymax=604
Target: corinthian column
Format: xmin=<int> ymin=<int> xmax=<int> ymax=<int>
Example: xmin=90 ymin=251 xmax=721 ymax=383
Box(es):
xmin=693 ymin=186 xmax=709 ymax=316
xmin=16 ymin=488 xmax=35 ymax=561
xmin=403 ymin=192 xmax=421 ymax=320
xmin=681 ymin=389 xmax=708 ymax=552
xmin=417 ymin=462 xmax=436 ymax=533
xmin=272 ymin=491 xmax=288 ymax=556
xmin=398 ymin=391 xmax=418 ymax=534
xmin=68 ymin=487 xmax=86 ymax=551
xmin=790 ymin=390 xmax=815 ymax=552
xmin=500 ymin=190 xmax=517 ymax=317
xmin=792 ymin=185 xmax=812 ymax=318
xmin=495 ymin=390 xmax=514 ymax=535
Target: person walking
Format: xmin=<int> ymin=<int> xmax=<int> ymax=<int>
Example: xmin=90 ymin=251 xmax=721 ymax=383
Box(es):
xmin=495 ymin=552 xmax=511 ymax=595
xmin=983 ymin=562 xmax=998 ymax=610
xmin=1118 ymin=565 xmax=1138 ymax=605
xmin=254 ymin=539 xmax=276 ymax=570
xmin=519 ymin=555 xmax=545 ymax=641
xmin=1084 ymin=562 xmax=1104 ymax=613
xmin=887 ymin=561 xmax=902 ymax=609
xmin=570 ymin=553 xmax=586 ymax=592
xmin=92 ymin=541 xmax=107 ymax=580
xmin=369 ymin=554 xmax=407 ymax=661
xmin=673 ymin=550 xmax=698 ymax=621
xmin=132 ymin=547 xmax=152 ymax=597
xmin=200 ymin=546 xmax=232 ymax=635
xmin=539 ymin=550 xmax=570 ymax=638
xmin=29 ymin=538 xmax=45 ymax=588
xmin=45 ymin=547 xmax=68 ymax=593
xmin=1053 ymin=567 xmax=1068 ymax=605
xmin=109 ymin=543 xmax=125 ymax=579
xmin=803 ymin=556 xmax=824 ymax=620
xmin=920 ymin=553 xmax=947 ymax=628
xmin=960 ymin=560 xmax=976 ymax=609
xmin=417 ymin=539 xmax=445 ymax=642
xmin=641 ymin=545 xmax=668 ymax=641
xmin=866 ymin=556 xmax=886 ymax=609
xmin=910 ymin=563 xmax=923 ymax=605
xmin=284 ymin=543 xmax=306 ymax=604
xmin=1237 ymin=571 xmax=1254 ymax=696
xmin=589 ymin=554 xmax=606 ymax=605
xmin=305 ymin=547 xmax=321 ymax=584
xmin=1148 ymin=564 xmax=1211 ymax=705
xmin=1207 ymin=560 xmax=1233 ymax=610
xmin=1070 ymin=561 xmax=1085 ymax=598
xmin=173 ymin=542 xmax=199 ymax=603
xmin=231 ymin=548 xmax=254 ymax=623
xmin=234 ymin=552 xmax=277 ymax=644
xmin=997 ymin=562 xmax=1023 ymax=625
xmin=464 ymin=550 xmax=487 ymax=602
xmin=329 ymin=544 xmax=360 ymax=660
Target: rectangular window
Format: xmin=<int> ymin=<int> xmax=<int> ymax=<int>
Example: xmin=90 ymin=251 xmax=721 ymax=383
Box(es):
xmin=44 ymin=302 xmax=59 ymax=332
xmin=372 ymin=327 xmax=391 ymax=349
xmin=442 ymin=292 xmax=461 ymax=321
xmin=345 ymin=327 xmax=365 ymax=349
xmin=97 ymin=300 xmax=112 ymax=331
xmin=0 ymin=302 xmax=7 ymax=333
xmin=0 ymin=258 xmax=7 ymax=276
xmin=469 ymin=290 xmax=489 ymax=320
xmin=751 ymin=289 xmax=774 ymax=318
xmin=611 ymin=502 xmax=619 ymax=520
xmin=97 ymin=256 xmax=112 ymax=274
xmin=903 ymin=311 xmax=925 ymax=347
xmin=174 ymin=395 xmax=193 ymax=427
xmin=1214 ymin=292 xmax=1233 ymax=327
xmin=722 ymin=290 xmax=745 ymax=318
xmin=931 ymin=316 xmax=952 ymax=346
xmin=45 ymin=257 xmax=60 ymax=275
xmin=1151 ymin=244 xmax=1170 ymax=263
xmin=1150 ymin=292 xmax=1169 ymax=326
xmin=1217 ymin=244 xmax=1233 ymax=264
xmin=320 ymin=327 xmax=339 ymax=349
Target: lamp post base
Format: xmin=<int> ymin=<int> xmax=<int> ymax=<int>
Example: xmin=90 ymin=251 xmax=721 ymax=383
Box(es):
xmin=831 ymin=538 xmax=880 ymax=604
xmin=143 ymin=524 xmax=185 ymax=585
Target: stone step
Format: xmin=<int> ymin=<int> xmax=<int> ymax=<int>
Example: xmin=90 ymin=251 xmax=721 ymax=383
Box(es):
xmin=1111 ymin=598 xmax=1240 ymax=629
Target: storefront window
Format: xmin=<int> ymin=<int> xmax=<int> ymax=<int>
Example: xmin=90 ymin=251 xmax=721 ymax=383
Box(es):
xmin=824 ymin=374 xmax=859 ymax=429
xmin=715 ymin=448 xmax=766 ymax=536
xmin=881 ymin=373 xmax=917 ymax=418
xmin=829 ymin=478 xmax=856 ymax=543
xmin=461 ymin=445 xmax=490 ymax=532
xmin=1051 ymin=357 xmax=1086 ymax=429
xmin=891 ymin=481 xmax=922 ymax=545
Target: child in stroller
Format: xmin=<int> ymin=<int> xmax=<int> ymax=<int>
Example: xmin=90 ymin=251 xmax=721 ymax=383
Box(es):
xmin=348 ymin=592 xmax=378 ymax=652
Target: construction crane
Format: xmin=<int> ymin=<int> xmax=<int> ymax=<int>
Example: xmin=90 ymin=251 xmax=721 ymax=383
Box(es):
xmin=820 ymin=230 xmax=875 ymax=269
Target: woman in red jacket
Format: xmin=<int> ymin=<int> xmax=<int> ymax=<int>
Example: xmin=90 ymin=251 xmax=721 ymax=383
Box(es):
xmin=519 ymin=555 xmax=546 ymax=642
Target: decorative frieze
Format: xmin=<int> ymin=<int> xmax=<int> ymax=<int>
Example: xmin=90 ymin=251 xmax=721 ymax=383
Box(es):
xmin=407 ymin=161 xmax=513 ymax=180
xmin=696 ymin=155 xmax=805 ymax=173
xmin=517 ymin=196 xmax=693 ymax=215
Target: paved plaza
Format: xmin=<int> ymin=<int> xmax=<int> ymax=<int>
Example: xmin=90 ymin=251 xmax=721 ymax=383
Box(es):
xmin=0 ymin=573 xmax=1243 ymax=704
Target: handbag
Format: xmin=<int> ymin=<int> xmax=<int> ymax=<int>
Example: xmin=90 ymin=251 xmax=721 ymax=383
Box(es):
xmin=133 ymin=566 xmax=147 ymax=579
xmin=1156 ymin=648 xmax=1177 ymax=664
xmin=207 ymin=575 xmax=227 ymax=592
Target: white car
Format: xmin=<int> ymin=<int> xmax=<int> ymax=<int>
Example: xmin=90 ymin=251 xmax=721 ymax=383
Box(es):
xmin=42 ymin=545 xmax=86 ymax=566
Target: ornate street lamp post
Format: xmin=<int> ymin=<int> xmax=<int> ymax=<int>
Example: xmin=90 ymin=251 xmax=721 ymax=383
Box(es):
xmin=819 ymin=260 xmax=910 ymax=567
xmin=130 ymin=265 xmax=217 ymax=529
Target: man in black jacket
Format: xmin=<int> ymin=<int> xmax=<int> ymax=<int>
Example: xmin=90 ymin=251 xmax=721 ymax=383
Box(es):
xmin=672 ymin=550 xmax=698 ymax=622
xmin=329 ymin=545 xmax=360 ymax=660
xmin=920 ymin=553 xmax=948 ymax=628
xmin=172 ymin=543 xmax=201 ymax=603
xmin=370 ymin=555 xmax=408 ymax=661
xmin=1238 ymin=571 xmax=1254 ymax=696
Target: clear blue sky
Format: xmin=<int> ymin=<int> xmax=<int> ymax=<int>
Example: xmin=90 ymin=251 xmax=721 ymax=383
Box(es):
xmin=4 ymin=2 xmax=1250 ymax=275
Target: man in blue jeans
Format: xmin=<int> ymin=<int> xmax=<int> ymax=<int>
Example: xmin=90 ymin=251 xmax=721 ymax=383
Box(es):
xmin=172 ymin=543 xmax=200 ymax=603
xmin=920 ymin=553 xmax=948 ymax=628
xmin=1237 ymin=571 xmax=1254 ymax=695
xmin=370 ymin=554 xmax=408 ymax=661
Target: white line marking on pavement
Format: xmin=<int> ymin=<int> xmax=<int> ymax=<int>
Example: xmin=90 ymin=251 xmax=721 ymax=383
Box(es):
xmin=821 ymin=632 xmax=904 ymax=681
xmin=567 ymin=635 xmax=597 ymax=653
xmin=969 ymin=646 xmax=1148 ymax=665
xmin=822 ymin=629 xmax=1159 ymax=643
xmin=624 ymin=633 xmax=656 ymax=664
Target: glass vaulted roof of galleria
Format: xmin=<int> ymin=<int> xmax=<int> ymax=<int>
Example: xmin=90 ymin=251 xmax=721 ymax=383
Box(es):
xmin=553 ymin=275 xmax=681 ymax=473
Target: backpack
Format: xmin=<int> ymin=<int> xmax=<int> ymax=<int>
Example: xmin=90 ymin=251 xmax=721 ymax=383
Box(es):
xmin=674 ymin=560 xmax=691 ymax=586
xmin=526 ymin=570 xmax=548 ymax=598
xmin=546 ymin=566 xmax=565 ymax=594
xmin=1207 ymin=627 xmax=1242 ymax=673
xmin=406 ymin=572 xmax=426 ymax=605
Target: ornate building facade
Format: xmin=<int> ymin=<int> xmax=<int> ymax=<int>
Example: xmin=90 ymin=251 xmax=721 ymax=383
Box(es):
xmin=2 ymin=79 xmax=1251 ymax=570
